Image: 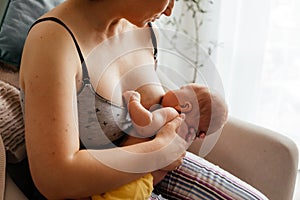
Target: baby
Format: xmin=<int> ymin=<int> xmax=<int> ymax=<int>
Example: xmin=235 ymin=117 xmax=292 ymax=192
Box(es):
xmin=92 ymin=83 xmax=228 ymax=200
xmin=124 ymin=83 xmax=228 ymax=144
xmin=162 ymin=83 xmax=228 ymax=140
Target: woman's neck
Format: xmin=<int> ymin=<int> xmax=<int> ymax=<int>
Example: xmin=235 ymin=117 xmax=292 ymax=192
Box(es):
xmin=70 ymin=0 xmax=128 ymax=38
xmin=48 ymin=0 xmax=133 ymax=53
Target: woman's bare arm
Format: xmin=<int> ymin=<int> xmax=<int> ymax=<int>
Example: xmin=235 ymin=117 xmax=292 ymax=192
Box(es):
xmin=20 ymin=22 xmax=186 ymax=199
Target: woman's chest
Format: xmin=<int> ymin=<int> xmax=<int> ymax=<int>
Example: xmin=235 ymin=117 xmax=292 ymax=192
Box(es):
xmin=87 ymin=49 xmax=163 ymax=107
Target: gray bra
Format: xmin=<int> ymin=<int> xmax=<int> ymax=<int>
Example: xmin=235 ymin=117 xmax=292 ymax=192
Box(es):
xmin=26 ymin=17 xmax=158 ymax=149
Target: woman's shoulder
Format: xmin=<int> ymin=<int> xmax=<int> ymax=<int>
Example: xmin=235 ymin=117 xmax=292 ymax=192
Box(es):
xmin=19 ymin=17 xmax=81 ymax=90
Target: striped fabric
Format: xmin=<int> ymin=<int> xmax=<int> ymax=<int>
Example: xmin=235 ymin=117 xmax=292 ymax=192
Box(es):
xmin=154 ymin=152 xmax=269 ymax=200
xmin=0 ymin=80 xmax=26 ymax=164
xmin=150 ymin=193 xmax=168 ymax=200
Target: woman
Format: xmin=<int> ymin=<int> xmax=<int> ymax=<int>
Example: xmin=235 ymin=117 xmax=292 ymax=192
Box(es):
xmin=19 ymin=0 xmax=268 ymax=199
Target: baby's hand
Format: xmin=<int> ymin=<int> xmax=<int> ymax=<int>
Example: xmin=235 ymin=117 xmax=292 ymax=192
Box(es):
xmin=122 ymin=90 xmax=140 ymax=105
xmin=176 ymin=122 xmax=196 ymax=148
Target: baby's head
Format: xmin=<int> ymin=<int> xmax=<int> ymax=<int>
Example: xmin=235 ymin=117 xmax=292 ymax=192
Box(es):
xmin=161 ymin=83 xmax=228 ymax=138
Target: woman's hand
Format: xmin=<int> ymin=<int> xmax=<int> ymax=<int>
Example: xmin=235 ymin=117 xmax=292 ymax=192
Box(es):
xmin=155 ymin=114 xmax=185 ymax=144
xmin=154 ymin=114 xmax=187 ymax=170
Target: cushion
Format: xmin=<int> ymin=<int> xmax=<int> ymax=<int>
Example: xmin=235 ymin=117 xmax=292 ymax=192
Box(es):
xmin=0 ymin=0 xmax=64 ymax=67
xmin=0 ymin=80 xmax=25 ymax=163
xmin=0 ymin=0 xmax=9 ymax=26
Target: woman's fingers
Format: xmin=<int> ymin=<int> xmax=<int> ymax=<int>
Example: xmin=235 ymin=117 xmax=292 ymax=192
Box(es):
xmin=165 ymin=114 xmax=185 ymax=133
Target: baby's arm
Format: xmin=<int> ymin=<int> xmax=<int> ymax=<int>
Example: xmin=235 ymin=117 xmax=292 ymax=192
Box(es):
xmin=123 ymin=90 xmax=178 ymax=138
xmin=123 ymin=91 xmax=153 ymax=127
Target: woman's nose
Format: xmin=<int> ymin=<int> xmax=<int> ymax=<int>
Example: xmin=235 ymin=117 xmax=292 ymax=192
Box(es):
xmin=162 ymin=0 xmax=175 ymax=16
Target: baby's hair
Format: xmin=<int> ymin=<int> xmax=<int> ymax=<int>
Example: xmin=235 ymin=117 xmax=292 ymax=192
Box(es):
xmin=187 ymin=84 xmax=228 ymax=136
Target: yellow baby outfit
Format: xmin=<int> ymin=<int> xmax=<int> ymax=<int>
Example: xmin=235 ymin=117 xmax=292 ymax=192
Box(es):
xmin=92 ymin=173 xmax=153 ymax=200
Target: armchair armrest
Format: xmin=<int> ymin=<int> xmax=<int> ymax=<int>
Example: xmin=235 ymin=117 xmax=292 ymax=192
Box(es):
xmin=4 ymin=173 xmax=28 ymax=200
xmin=198 ymin=116 xmax=298 ymax=200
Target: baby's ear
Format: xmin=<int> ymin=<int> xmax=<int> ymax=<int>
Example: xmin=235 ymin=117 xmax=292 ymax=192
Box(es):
xmin=176 ymin=101 xmax=192 ymax=113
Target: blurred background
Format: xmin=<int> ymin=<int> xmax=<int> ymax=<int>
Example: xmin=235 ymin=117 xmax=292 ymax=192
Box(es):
xmin=158 ymin=0 xmax=300 ymax=170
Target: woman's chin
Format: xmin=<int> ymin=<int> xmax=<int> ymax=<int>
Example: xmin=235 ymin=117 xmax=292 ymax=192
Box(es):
xmin=138 ymin=19 xmax=156 ymax=27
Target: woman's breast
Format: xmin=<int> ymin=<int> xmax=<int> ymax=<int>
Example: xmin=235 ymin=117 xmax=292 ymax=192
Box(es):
xmin=77 ymin=84 xmax=132 ymax=149
xmin=90 ymin=50 xmax=164 ymax=108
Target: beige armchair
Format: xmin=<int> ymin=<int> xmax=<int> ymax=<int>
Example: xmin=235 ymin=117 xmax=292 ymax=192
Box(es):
xmin=204 ymin=117 xmax=298 ymax=200
xmin=0 ymin=68 xmax=298 ymax=200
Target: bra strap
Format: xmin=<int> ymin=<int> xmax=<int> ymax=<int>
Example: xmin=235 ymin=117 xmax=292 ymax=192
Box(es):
xmin=148 ymin=22 xmax=158 ymax=64
xmin=29 ymin=18 xmax=158 ymax=83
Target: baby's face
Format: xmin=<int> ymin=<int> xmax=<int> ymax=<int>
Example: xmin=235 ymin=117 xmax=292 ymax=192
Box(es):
xmin=162 ymin=85 xmax=195 ymax=111
xmin=162 ymin=86 xmax=201 ymax=138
